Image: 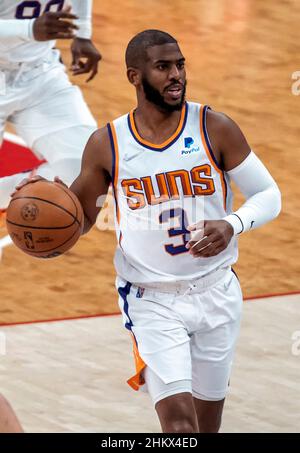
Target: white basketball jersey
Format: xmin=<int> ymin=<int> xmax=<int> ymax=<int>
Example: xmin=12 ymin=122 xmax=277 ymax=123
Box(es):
xmin=109 ymin=102 xmax=238 ymax=284
xmin=0 ymin=0 xmax=69 ymax=66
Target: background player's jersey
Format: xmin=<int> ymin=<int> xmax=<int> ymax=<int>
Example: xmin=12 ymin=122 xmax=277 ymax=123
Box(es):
xmin=109 ymin=102 xmax=239 ymax=284
xmin=0 ymin=0 xmax=68 ymax=66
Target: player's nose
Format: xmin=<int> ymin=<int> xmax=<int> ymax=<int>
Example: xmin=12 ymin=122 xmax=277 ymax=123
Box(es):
xmin=168 ymin=64 xmax=181 ymax=81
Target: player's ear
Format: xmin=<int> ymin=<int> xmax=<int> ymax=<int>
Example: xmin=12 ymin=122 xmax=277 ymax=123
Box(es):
xmin=127 ymin=67 xmax=141 ymax=86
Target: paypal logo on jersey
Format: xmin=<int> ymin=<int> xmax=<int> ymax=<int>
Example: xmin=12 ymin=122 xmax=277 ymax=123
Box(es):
xmin=181 ymin=137 xmax=200 ymax=155
xmin=184 ymin=137 xmax=194 ymax=148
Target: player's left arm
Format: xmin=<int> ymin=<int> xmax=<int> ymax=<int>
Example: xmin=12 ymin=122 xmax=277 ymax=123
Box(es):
xmin=187 ymin=110 xmax=281 ymax=258
xmin=70 ymin=0 xmax=102 ymax=82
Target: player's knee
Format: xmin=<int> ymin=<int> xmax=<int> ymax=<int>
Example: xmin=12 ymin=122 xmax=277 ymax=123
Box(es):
xmin=0 ymin=393 xmax=10 ymax=409
xmin=164 ymin=417 xmax=198 ymax=433
xmin=198 ymin=414 xmax=222 ymax=433
xmin=171 ymin=419 xmax=198 ymax=433
xmin=156 ymin=400 xmax=198 ymax=433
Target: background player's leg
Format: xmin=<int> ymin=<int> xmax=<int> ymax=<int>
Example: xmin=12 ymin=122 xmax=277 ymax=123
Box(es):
xmin=0 ymin=125 xmax=95 ymax=209
xmin=32 ymin=124 xmax=96 ymax=186
xmin=0 ymin=394 xmax=23 ymax=433
xmin=0 ymin=54 xmax=97 ymax=210
xmin=193 ymin=397 xmax=225 ymax=433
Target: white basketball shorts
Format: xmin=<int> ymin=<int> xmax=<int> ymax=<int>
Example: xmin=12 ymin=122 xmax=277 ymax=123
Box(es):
xmin=0 ymin=49 xmax=96 ymax=149
xmin=117 ymin=266 xmax=243 ymax=404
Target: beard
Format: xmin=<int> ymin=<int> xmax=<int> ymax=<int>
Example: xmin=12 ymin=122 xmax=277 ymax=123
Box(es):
xmin=142 ymin=76 xmax=186 ymax=112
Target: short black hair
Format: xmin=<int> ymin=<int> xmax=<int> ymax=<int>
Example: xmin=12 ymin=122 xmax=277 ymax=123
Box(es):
xmin=125 ymin=29 xmax=178 ymax=68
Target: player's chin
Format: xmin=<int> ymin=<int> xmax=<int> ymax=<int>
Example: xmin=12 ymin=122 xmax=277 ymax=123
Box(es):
xmin=163 ymin=96 xmax=185 ymax=111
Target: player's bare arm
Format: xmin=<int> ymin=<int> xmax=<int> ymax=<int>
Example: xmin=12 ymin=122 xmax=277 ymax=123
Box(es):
xmin=187 ymin=110 xmax=281 ymax=258
xmin=69 ymin=128 xmax=112 ymax=233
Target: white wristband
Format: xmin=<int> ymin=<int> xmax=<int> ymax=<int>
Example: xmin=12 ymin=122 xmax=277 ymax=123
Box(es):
xmin=75 ymin=20 xmax=92 ymax=40
xmin=223 ymin=213 xmax=244 ymax=235
xmin=71 ymin=0 xmax=93 ymax=39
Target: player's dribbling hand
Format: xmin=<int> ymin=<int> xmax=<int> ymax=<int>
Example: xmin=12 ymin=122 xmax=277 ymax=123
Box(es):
xmin=33 ymin=6 xmax=79 ymax=41
xmin=71 ymin=38 xmax=102 ymax=82
xmin=11 ymin=176 xmax=67 ymax=198
xmin=186 ymin=219 xmax=234 ymax=258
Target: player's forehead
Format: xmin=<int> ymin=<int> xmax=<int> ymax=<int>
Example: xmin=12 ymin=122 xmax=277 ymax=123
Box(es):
xmin=146 ymin=43 xmax=184 ymax=64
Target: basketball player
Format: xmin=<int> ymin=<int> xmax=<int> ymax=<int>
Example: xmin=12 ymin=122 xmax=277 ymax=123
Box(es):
xmin=15 ymin=30 xmax=281 ymax=433
xmin=0 ymin=0 xmax=101 ymax=211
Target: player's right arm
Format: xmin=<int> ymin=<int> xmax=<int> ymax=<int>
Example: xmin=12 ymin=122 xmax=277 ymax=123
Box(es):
xmin=69 ymin=127 xmax=112 ymax=234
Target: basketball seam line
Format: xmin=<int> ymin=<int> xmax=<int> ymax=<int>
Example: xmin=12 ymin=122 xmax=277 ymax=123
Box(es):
xmin=6 ymin=219 xmax=77 ymax=230
xmin=56 ymin=184 xmax=79 ymax=220
xmin=15 ymin=223 xmax=81 ymax=254
xmin=9 ymin=196 xmax=80 ymax=225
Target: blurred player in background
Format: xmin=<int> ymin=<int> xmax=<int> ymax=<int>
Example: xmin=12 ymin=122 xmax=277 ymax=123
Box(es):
xmin=0 ymin=0 xmax=100 ymax=430
xmin=0 ymin=0 xmax=101 ymax=211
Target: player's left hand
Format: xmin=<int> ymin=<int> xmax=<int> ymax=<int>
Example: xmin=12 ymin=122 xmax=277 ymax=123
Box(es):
xmin=186 ymin=219 xmax=234 ymax=258
xmin=11 ymin=176 xmax=68 ymax=198
xmin=71 ymin=38 xmax=102 ymax=82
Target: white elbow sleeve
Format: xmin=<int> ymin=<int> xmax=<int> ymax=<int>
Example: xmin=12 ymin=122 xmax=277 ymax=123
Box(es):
xmin=223 ymin=151 xmax=281 ymax=234
xmin=71 ymin=0 xmax=92 ymax=39
xmin=0 ymin=19 xmax=35 ymax=40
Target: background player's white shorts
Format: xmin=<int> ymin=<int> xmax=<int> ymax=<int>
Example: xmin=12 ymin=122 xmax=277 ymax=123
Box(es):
xmin=117 ymin=266 xmax=243 ymax=405
xmin=0 ymin=49 xmax=96 ymax=149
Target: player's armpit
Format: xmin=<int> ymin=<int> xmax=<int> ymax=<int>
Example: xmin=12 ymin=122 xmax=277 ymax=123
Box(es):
xmin=70 ymin=128 xmax=112 ymax=234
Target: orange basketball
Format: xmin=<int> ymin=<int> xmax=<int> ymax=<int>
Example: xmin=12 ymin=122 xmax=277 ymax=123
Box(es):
xmin=6 ymin=180 xmax=84 ymax=259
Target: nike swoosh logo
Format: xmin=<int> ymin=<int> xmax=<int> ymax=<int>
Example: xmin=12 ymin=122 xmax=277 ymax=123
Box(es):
xmin=124 ymin=153 xmax=140 ymax=161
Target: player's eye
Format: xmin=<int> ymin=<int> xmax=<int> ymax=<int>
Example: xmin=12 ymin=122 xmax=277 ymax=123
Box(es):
xmin=157 ymin=64 xmax=168 ymax=71
xmin=177 ymin=62 xmax=185 ymax=70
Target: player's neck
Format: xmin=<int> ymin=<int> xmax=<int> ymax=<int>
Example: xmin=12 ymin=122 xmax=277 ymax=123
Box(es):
xmin=134 ymin=101 xmax=183 ymax=145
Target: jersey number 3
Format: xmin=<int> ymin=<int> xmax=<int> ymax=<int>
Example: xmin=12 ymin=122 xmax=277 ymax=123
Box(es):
xmin=16 ymin=0 xmax=64 ymax=19
xmin=159 ymin=208 xmax=190 ymax=256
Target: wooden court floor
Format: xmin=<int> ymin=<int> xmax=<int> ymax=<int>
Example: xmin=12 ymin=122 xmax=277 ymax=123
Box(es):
xmin=0 ymin=0 xmax=299 ymax=434
xmin=0 ymin=0 xmax=299 ymax=324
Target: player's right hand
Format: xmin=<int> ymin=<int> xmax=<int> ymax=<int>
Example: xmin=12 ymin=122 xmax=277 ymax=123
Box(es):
xmin=11 ymin=176 xmax=67 ymax=197
xmin=33 ymin=7 xmax=79 ymax=41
